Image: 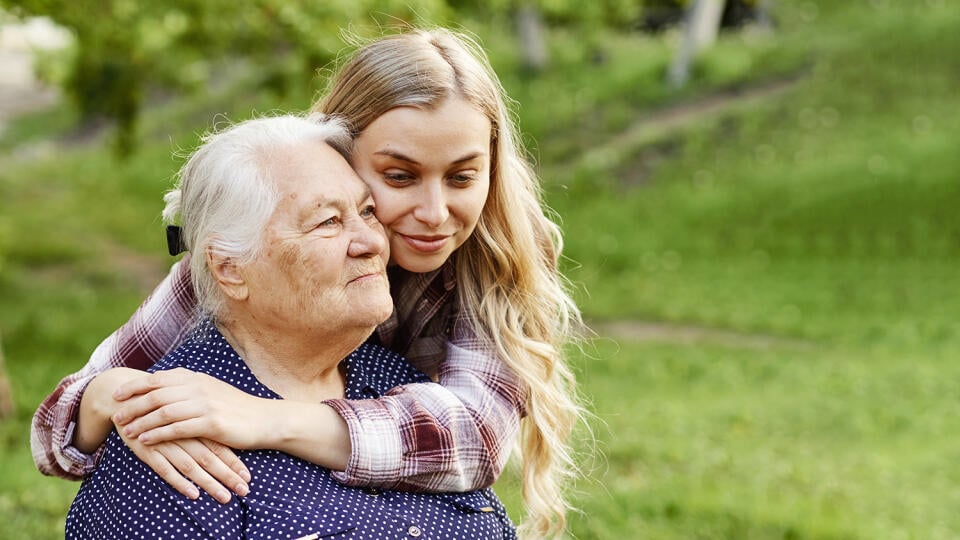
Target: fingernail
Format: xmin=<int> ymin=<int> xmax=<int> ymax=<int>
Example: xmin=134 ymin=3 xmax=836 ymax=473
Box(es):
xmin=217 ymin=490 xmax=231 ymax=503
xmin=112 ymin=413 xmax=125 ymax=424
xmin=187 ymin=487 xmax=200 ymax=499
xmin=240 ymin=470 xmax=251 ymax=482
xmin=235 ymin=483 xmax=249 ymax=497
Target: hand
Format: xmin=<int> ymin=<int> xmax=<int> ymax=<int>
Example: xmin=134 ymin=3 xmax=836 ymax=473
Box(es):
xmin=116 ymin=428 xmax=250 ymax=504
xmin=112 ymin=367 xmax=272 ymax=450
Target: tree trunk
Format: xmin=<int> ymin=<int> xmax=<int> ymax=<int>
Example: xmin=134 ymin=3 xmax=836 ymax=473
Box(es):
xmin=516 ymin=3 xmax=548 ymax=72
xmin=667 ymin=0 xmax=728 ymax=88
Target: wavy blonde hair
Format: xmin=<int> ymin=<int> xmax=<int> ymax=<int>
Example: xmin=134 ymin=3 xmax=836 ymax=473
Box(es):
xmin=313 ymin=28 xmax=584 ymax=538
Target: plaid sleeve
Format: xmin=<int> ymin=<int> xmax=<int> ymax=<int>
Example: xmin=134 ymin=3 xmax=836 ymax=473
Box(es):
xmin=325 ymin=316 xmax=526 ymax=493
xmin=30 ymin=258 xmax=198 ymax=479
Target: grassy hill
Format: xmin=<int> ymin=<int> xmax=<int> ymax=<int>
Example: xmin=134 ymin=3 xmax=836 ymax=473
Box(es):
xmin=1 ymin=1 xmax=958 ymax=538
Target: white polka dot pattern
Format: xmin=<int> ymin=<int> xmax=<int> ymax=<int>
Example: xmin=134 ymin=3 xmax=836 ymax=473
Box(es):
xmin=66 ymin=320 xmax=516 ymax=539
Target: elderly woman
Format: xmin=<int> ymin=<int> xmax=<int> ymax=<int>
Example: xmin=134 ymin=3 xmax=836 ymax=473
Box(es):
xmin=65 ymin=114 xmax=515 ymax=539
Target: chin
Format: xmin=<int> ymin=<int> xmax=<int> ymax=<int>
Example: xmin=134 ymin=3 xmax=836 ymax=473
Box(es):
xmin=394 ymin=252 xmax=448 ymax=274
xmin=356 ymin=304 xmax=393 ymax=328
xmin=366 ymin=294 xmax=395 ymax=324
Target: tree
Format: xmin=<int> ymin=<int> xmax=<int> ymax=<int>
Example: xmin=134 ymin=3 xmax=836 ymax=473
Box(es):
xmin=668 ymin=0 xmax=727 ymax=88
xmin=0 ymin=0 xmax=451 ymax=155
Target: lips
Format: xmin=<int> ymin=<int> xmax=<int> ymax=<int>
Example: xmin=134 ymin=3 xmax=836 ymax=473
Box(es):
xmin=348 ymin=268 xmax=386 ymax=284
xmin=397 ymin=233 xmax=450 ymax=253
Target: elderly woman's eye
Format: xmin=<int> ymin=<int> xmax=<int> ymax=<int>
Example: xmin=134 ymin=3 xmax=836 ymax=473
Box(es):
xmin=360 ymin=205 xmax=376 ymax=218
xmin=318 ymin=217 xmax=339 ymax=228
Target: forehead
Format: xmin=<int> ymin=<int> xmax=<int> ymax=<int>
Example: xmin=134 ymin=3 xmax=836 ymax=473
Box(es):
xmin=265 ymin=140 xmax=365 ymax=199
xmin=359 ymin=98 xmax=491 ymax=152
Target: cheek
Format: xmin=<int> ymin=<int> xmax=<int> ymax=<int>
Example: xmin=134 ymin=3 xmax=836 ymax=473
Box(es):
xmin=368 ymin=184 xmax=409 ymax=229
xmin=462 ymin=183 xmax=490 ymax=228
xmin=277 ymin=241 xmax=301 ymax=267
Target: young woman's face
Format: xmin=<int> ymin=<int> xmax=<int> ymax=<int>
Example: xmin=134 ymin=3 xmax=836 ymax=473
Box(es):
xmin=351 ymin=97 xmax=492 ymax=273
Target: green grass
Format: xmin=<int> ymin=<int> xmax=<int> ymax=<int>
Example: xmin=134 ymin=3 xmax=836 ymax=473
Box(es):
xmin=2 ymin=0 xmax=958 ymax=538
xmin=564 ymin=339 xmax=960 ymax=539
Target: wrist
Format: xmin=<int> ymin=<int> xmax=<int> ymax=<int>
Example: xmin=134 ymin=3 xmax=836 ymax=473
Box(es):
xmin=271 ymin=401 xmax=351 ymax=471
xmin=75 ymin=370 xmax=127 ymax=452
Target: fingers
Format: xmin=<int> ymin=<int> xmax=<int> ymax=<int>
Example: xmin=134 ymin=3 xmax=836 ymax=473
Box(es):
xmin=112 ymin=369 xmax=172 ymax=400
xmin=204 ymin=439 xmax=252 ymax=484
xmin=118 ymin=400 xmax=204 ymax=440
xmin=113 ymin=384 xmax=194 ymax=425
xmin=168 ymin=439 xmax=249 ymax=503
xmin=112 ymin=367 xmax=194 ymax=400
xmin=135 ymin=417 xmax=212 ymax=445
xmin=124 ymin=440 xmax=200 ymax=501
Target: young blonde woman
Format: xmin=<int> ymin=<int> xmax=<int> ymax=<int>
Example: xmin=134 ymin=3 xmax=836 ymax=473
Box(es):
xmin=32 ymin=28 xmax=584 ymax=538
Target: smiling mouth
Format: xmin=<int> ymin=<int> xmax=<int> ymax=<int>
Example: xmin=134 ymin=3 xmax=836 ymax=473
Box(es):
xmin=398 ymin=233 xmax=450 ymax=253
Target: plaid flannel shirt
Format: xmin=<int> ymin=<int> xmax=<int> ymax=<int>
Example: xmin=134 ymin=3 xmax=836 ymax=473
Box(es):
xmin=31 ymin=257 xmax=525 ymax=492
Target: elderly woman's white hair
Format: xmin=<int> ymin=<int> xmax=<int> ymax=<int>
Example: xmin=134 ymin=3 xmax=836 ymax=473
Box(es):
xmin=162 ymin=113 xmax=352 ymax=318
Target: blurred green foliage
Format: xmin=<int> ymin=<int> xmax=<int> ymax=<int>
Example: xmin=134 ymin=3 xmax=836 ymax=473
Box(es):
xmin=1 ymin=0 xmax=452 ymax=154
xmin=1 ymin=0 xmax=755 ymax=155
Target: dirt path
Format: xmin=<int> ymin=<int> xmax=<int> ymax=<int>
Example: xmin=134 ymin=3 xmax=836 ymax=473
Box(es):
xmin=574 ymin=71 xmax=804 ymax=176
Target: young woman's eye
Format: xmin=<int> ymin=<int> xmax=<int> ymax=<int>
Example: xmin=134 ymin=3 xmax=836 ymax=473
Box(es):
xmin=383 ymin=171 xmax=414 ymax=185
xmin=449 ymin=172 xmax=477 ymax=185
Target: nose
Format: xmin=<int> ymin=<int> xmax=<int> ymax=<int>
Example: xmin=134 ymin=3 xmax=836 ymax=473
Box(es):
xmin=413 ymin=182 xmax=449 ymax=228
xmin=348 ymin=216 xmax=388 ymax=259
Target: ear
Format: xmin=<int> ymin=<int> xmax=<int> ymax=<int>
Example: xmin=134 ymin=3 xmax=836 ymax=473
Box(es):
xmin=207 ymin=247 xmax=249 ymax=301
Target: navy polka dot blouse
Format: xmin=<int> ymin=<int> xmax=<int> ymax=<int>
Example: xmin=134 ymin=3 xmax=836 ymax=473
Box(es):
xmin=66 ymin=320 xmax=516 ymax=539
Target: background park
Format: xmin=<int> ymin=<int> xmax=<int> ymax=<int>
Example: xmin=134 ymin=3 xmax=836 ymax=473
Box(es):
xmin=0 ymin=0 xmax=957 ymax=538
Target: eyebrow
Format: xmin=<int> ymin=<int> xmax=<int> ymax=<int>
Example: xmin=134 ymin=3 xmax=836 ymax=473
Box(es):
xmin=373 ymin=149 xmax=486 ymax=166
xmin=299 ymin=185 xmax=374 ymax=222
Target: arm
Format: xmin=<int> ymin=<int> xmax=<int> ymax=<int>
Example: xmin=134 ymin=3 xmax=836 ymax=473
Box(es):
xmin=113 ymin=368 xmax=353 ymax=471
xmin=74 ymin=367 xmax=147 ymax=454
xmin=73 ymin=367 xmax=250 ymax=502
xmin=325 ymin=320 xmax=525 ymax=491
xmin=115 ymin=315 xmax=524 ymax=492
xmin=30 ymin=258 xmax=196 ymax=479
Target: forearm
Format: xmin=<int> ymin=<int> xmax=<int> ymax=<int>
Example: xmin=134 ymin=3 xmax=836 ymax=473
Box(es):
xmin=323 ymin=337 xmax=525 ymax=493
xmin=30 ymin=258 xmax=196 ymax=478
xmin=263 ymin=400 xmax=352 ymax=471
xmin=74 ymin=381 xmax=117 ymax=454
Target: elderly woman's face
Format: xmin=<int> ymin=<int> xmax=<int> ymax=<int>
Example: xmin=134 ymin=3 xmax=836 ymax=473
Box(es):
xmin=241 ymin=141 xmax=392 ymax=331
xmin=351 ymin=97 xmax=492 ymax=273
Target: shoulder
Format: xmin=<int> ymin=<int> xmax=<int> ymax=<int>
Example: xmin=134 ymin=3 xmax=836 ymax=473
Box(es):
xmin=69 ymin=431 xmax=241 ymax=538
xmin=149 ymin=321 xmax=225 ymax=374
xmin=148 ymin=320 xmax=270 ymax=396
xmin=350 ymin=343 xmax=431 ymax=392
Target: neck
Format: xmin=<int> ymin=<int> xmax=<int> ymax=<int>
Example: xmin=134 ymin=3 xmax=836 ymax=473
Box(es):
xmin=216 ymin=313 xmax=372 ymax=402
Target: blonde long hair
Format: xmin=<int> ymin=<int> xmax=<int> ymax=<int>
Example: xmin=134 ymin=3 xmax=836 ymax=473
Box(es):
xmin=314 ymin=29 xmax=584 ymax=538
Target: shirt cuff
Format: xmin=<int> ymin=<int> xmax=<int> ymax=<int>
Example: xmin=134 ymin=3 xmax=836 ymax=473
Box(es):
xmin=323 ymin=397 xmax=404 ymax=488
xmin=52 ymin=377 xmax=102 ymax=477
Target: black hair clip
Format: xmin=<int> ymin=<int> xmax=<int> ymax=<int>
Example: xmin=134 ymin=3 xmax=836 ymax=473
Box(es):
xmin=166 ymin=225 xmax=187 ymax=256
